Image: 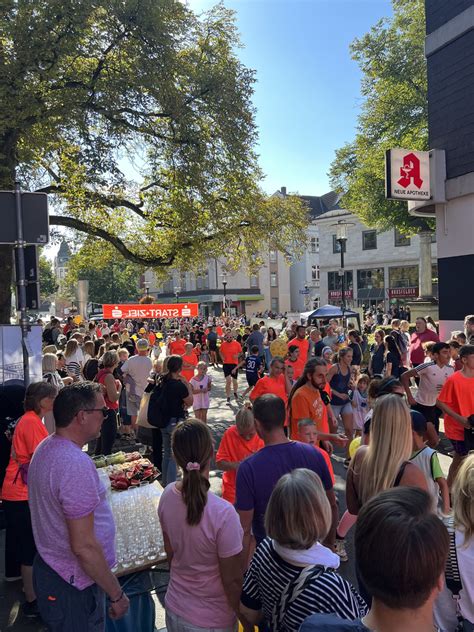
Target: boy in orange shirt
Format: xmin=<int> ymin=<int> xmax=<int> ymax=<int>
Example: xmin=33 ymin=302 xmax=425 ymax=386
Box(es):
xmin=181 ymin=342 xmax=198 ymax=382
xmin=297 ymin=418 xmax=335 ymax=484
xmin=216 ymin=405 xmax=264 ymax=504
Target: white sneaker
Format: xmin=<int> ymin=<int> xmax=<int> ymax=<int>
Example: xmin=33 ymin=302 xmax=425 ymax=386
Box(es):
xmin=335 ymin=538 xmax=348 ymax=562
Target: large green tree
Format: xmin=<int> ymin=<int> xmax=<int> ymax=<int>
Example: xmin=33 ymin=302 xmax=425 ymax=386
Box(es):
xmin=0 ymin=0 xmax=308 ymax=322
xmin=329 ymin=0 xmax=431 ymax=232
xmin=38 ymin=254 xmax=58 ymax=300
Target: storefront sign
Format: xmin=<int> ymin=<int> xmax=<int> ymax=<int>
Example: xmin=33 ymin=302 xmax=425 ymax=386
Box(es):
xmin=103 ymin=303 xmax=199 ymax=319
xmin=388 ymin=287 xmax=418 ymax=298
xmin=385 ymin=149 xmax=431 ymax=200
xmin=328 ymin=290 xmax=353 ymax=300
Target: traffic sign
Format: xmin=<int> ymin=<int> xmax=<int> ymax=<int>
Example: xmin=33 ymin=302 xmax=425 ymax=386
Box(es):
xmin=299 ymin=289 xmax=310 ymax=295
xmin=0 ymin=191 xmax=49 ymax=244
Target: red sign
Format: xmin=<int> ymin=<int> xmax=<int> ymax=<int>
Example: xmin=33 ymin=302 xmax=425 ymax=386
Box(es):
xmin=388 ymin=287 xmax=418 ymax=298
xmin=328 ymin=290 xmax=353 ymax=300
xmin=397 ymin=152 xmax=423 ymax=189
xmin=102 ymin=303 xmax=199 ymax=319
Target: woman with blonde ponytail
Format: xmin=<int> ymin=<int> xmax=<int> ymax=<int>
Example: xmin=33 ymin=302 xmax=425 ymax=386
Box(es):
xmin=158 ymin=419 xmax=243 ymax=632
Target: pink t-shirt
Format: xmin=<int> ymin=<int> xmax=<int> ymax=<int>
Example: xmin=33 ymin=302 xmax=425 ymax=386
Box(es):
xmin=28 ymin=435 xmax=116 ymax=590
xmin=158 ymin=482 xmax=243 ymax=627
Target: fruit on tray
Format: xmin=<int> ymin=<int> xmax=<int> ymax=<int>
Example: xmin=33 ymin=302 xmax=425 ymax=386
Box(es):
xmin=93 ymin=451 xmax=140 ymax=469
xmin=108 ymin=458 xmax=159 ymax=491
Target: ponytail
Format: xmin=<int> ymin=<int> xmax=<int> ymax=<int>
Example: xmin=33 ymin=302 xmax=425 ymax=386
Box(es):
xmin=172 ymin=419 xmax=213 ymax=525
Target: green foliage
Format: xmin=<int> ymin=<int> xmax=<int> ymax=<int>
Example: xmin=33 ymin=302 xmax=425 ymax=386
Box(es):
xmin=329 ymin=0 xmax=432 ymax=232
xmin=65 ymin=241 xmax=142 ymax=304
xmin=38 ymin=254 xmax=58 ymax=299
xmin=0 ymin=0 xmax=308 ymax=323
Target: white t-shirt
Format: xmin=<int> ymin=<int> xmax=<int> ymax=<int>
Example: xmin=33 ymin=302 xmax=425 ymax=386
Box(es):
xmin=434 ymin=528 xmax=474 ymax=631
xmin=122 ymin=355 xmax=153 ymax=397
xmin=414 ymin=361 xmax=454 ymax=406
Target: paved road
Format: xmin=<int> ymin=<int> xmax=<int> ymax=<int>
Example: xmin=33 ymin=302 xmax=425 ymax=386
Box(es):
xmin=0 ymin=364 xmax=451 ymax=631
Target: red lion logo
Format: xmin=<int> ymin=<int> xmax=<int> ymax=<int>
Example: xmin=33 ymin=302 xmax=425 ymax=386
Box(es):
xmin=397 ymin=152 xmax=423 ymax=189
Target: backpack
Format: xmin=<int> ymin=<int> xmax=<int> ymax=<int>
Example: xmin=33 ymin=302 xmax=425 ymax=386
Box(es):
xmin=147 ymin=378 xmax=169 ymax=429
xmin=83 ymin=358 xmax=100 ymax=382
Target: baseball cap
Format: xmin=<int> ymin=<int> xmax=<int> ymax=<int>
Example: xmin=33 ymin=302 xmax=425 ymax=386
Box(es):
xmin=136 ymin=338 xmax=149 ymax=351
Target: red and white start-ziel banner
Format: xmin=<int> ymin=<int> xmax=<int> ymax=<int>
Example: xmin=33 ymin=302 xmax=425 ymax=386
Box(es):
xmin=102 ymin=303 xmax=199 ymax=319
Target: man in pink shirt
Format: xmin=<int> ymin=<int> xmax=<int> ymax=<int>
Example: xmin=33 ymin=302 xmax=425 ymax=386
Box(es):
xmin=410 ymin=317 xmax=439 ymax=366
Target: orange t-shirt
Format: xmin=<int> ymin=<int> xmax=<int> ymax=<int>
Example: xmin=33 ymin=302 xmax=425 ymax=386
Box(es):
xmin=220 ymin=340 xmax=242 ymax=365
xmin=314 ymin=444 xmax=335 ymax=484
xmin=437 ymin=371 xmax=474 ymax=441
xmin=288 ymin=338 xmax=309 ymax=376
xmin=169 ymin=338 xmax=187 ymax=356
xmin=249 ymin=374 xmax=287 ymax=403
xmin=289 ymin=383 xmax=329 ymax=440
xmin=2 ymin=411 xmax=49 ymax=501
xmin=216 ymin=425 xmax=264 ymax=504
xmin=216 ymin=326 xmax=224 ymax=337
xmin=181 ymin=353 xmax=198 ymax=382
xmin=147 ymin=332 xmax=156 ymax=346
xmin=285 ymin=358 xmax=303 ymax=380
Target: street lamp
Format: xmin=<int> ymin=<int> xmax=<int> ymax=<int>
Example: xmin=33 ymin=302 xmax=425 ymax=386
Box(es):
xmin=333 ymin=220 xmax=351 ymax=315
xmin=221 ymin=271 xmax=228 ymax=314
xmin=174 ymin=285 xmax=181 ymax=303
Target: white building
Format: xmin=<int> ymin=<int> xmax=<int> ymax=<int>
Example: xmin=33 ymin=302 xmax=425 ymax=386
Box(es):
xmin=144 ymin=249 xmax=291 ymax=317
xmin=314 ymin=209 xmax=438 ymax=312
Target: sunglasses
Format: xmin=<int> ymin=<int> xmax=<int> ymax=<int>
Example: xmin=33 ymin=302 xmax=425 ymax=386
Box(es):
xmin=84 ymin=407 xmax=109 ymax=418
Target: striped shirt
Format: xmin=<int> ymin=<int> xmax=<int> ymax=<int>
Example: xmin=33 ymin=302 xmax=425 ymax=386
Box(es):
xmin=241 ymin=539 xmax=367 ymax=632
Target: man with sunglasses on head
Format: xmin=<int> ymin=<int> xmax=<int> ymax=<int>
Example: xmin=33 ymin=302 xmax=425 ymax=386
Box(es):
xmin=28 ymin=383 xmax=129 ymax=631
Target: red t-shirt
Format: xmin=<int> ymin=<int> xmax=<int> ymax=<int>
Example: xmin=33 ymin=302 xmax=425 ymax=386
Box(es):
xmin=169 ymin=338 xmax=187 ymax=356
xmin=249 ymin=374 xmax=287 ymax=403
xmin=288 ymin=338 xmax=309 ymax=376
xmin=220 ymin=341 xmax=242 ymax=365
xmin=216 ymin=425 xmax=264 ymax=504
xmin=410 ymin=330 xmax=439 ymax=365
xmin=181 ymin=353 xmax=198 ymax=382
xmin=2 ymin=411 xmax=49 ymax=501
xmin=437 ymin=371 xmax=474 ymax=441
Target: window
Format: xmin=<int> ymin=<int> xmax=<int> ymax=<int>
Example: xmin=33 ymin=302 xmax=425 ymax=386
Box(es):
xmin=271 ymin=297 xmax=279 ymax=312
xmin=180 ymin=274 xmax=186 ymax=291
xmin=389 ymin=266 xmax=418 ymax=288
xmin=250 ymin=274 xmax=258 ymax=288
xmin=332 ymin=235 xmax=346 ymax=254
xmin=328 ymin=270 xmax=353 ymax=291
xmin=196 ymin=275 xmax=203 ymax=290
xmin=311 ymin=265 xmax=320 ymax=281
xmin=270 ymin=272 xmax=278 ymax=287
xmin=394 ymin=228 xmax=411 ymax=247
xmin=203 ymin=271 xmax=209 ymax=289
xmin=310 ymin=237 xmax=319 ymax=253
xmin=431 ymin=232 xmax=437 ymax=243
xmin=269 ymin=250 xmax=277 ymax=263
xmin=362 ymin=230 xmax=377 ymax=250
xmin=357 ymin=268 xmax=384 ymax=290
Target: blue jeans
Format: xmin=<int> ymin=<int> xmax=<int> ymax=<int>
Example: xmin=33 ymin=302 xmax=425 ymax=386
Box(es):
xmin=161 ymin=418 xmax=180 ymax=486
xmin=264 ymin=348 xmax=272 ymax=371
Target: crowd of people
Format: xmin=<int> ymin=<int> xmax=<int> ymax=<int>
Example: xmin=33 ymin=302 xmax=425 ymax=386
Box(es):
xmin=0 ymin=311 xmax=473 ymax=631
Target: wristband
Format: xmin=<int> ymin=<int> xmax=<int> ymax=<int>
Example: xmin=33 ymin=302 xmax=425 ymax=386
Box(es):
xmin=109 ymin=590 xmax=124 ymax=603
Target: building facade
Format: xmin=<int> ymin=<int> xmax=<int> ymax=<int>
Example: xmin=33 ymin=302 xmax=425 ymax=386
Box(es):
xmin=315 ymin=209 xmax=438 ymax=312
xmin=144 ymin=249 xmax=291 ymax=317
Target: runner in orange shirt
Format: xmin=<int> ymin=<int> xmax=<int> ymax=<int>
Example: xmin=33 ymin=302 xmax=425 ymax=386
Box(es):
xmin=216 ymin=405 xmax=264 ymax=504
xmin=287 ymin=325 xmax=310 ymax=379
xmin=219 ymin=330 xmax=242 ymax=404
xmin=297 ymin=418 xmax=335 ymax=484
xmin=286 ymin=345 xmax=303 ymax=380
xmin=169 ymin=330 xmax=187 ymax=356
xmin=249 ymin=357 xmax=292 ymax=404
xmin=288 ymin=357 xmax=347 ymax=452
xmin=181 ymin=342 xmax=198 ymax=382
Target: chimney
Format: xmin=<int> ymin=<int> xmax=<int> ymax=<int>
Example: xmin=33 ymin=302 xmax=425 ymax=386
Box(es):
xmin=280 ymin=186 xmax=287 ymax=196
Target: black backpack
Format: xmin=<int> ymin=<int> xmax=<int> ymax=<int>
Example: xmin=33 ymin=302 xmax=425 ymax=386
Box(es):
xmin=147 ymin=378 xmax=169 ymax=429
xmin=42 ymin=327 xmax=53 ymax=345
xmin=83 ymin=358 xmax=100 ymax=382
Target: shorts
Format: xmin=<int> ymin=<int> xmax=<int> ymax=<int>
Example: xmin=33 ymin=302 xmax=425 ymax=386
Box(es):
xmin=451 ymin=439 xmax=469 ymax=457
xmin=411 ymin=403 xmax=437 ymax=424
xmin=3 ymin=500 xmax=37 ymax=566
xmin=126 ymin=393 xmax=142 ymax=416
xmin=331 ymin=402 xmax=353 ymax=417
xmin=223 ymin=364 xmax=238 ymax=379
xmin=208 ymin=342 xmax=217 ymax=352
xmin=246 ymin=373 xmax=259 ymax=387
xmin=33 ymin=555 xmax=105 ymax=632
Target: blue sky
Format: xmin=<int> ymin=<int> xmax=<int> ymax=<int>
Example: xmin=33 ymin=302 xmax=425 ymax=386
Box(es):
xmin=189 ymin=0 xmax=393 ymax=196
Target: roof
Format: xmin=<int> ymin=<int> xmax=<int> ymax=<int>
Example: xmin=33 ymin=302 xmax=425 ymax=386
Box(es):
xmin=313 ymin=208 xmax=353 ymax=221
xmin=300 ymin=191 xmax=343 ymax=219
